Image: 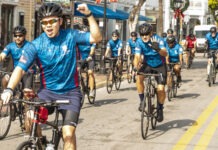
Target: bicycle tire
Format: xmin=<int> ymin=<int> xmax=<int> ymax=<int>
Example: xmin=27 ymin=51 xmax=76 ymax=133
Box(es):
xmin=167 ymin=87 xmax=173 ymax=102
xmin=141 ymin=95 xmax=149 ymax=139
xmin=151 ymin=89 xmax=158 ymax=129
xmin=172 ymin=75 xmax=178 ymax=97
xmin=88 ymin=79 xmax=96 ymax=104
xmin=208 ymin=63 xmax=213 ymax=87
xmin=213 ymin=67 xmax=216 ymax=84
xmin=80 ymin=72 xmax=86 ymax=107
xmin=127 ymin=64 xmax=132 ymax=83
xmin=0 ymin=103 xmax=12 ymax=140
xmin=17 ymin=140 xmax=43 ymax=150
xmin=106 ymin=69 xmax=113 ymax=94
xmin=115 ymin=67 xmax=121 ymax=90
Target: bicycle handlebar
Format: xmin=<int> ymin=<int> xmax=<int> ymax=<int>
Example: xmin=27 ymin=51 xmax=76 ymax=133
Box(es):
xmin=12 ymin=99 xmax=70 ymax=107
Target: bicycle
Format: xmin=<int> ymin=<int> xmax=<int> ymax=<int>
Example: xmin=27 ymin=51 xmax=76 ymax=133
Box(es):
xmin=185 ymin=48 xmax=193 ymax=69
xmin=0 ymin=70 xmax=26 ymax=140
xmin=15 ymin=97 xmax=70 ymax=150
xmin=126 ymin=54 xmax=136 ymax=83
xmin=138 ymin=72 xmax=161 ymax=139
xmin=167 ymin=63 xmax=180 ymax=101
xmin=77 ymin=59 xmax=96 ymax=105
xmin=207 ymin=50 xmax=218 ymax=87
xmin=105 ymin=56 xmax=122 ymax=94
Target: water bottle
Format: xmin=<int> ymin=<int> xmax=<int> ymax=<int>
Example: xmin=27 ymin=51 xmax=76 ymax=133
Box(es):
xmin=46 ymin=143 xmax=55 ymax=150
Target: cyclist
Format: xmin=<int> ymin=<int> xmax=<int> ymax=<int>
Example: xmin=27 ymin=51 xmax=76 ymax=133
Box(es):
xmin=126 ymin=31 xmax=139 ymax=82
xmin=77 ymin=26 xmax=96 ymax=98
xmin=166 ymin=35 xmax=183 ymax=86
xmin=104 ymin=30 xmax=123 ymax=78
xmin=1 ymin=3 xmax=102 ymax=150
xmin=0 ymin=25 xmax=34 ymax=94
xmin=205 ymin=26 xmax=218 ymax=79
xmin=134 ymin=23 xmax=167 ymax=122
xmin=184 ymin=33 xmax=196 ymax=68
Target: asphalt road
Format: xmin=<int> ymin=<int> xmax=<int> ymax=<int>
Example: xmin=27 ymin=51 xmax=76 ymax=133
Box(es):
xmin=1 ymin=53 xmax=218 ymax=150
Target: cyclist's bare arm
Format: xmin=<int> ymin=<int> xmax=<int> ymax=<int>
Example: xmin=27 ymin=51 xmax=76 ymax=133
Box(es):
xmin=89 ymin=46 xmax=95 ymax=56
xmin=77 ymin=4 xmax=102 ymax=43
xmin=2 ymin=67 xmax=24 ymax=104
xmin=105 ymin=47 xmax=110 ymax=57
xmin=126 ymin=45 xmax=131 ymax=55
xmin=118 ymin=48 xmax=122 ymax=56
xmin=159 ymin=48 xmax=167 ymax=57
xmin=0 ymin=53 xmax=7 ymax=62
xmin=165 ymin=55 xmax=170 ymax=64
xmin=179 ymin=54 xmax=183 ymax=65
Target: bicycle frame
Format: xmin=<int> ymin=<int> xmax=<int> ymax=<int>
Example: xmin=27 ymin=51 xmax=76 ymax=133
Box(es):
xmin=207 ymin=50 xmax=218 ymax=87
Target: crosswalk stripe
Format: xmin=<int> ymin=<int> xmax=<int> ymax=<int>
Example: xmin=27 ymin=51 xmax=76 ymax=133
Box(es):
xmin=173 ymin=96 xmax=218 ymax=150
xmin=194 ymin=112 xmax=218 ymax=150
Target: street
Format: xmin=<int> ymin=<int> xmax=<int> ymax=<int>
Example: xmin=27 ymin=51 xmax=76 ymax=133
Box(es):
xmin=1 ymin=53 xmax=218 ymax=150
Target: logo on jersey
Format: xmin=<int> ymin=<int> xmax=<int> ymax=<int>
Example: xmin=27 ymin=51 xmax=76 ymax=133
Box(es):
xmin=19 ymin=55 xmax=27 ymax=63
xmin=62 ymin=45 xmax=70 ymax=56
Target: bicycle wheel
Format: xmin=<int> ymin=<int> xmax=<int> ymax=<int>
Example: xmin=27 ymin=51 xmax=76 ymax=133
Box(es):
xmin=151 ymin=89 xmax=158 ymax=129
xmin=167 ymin=86 xmax=173 ymax=102
xmin=212 ymin=66 xmax=216 ymax=84
xmin=115 ymin=68 xmax=121 ymax=90
xmin=80 ymin=72 xmax=86 ymax=107
xmin=127 ymin=64 xmax=132 ymax=83
xmin=0 ymin=103 xmax=11 ymax=140
xmin=141 ymin=95 xmax=149 ymax=139
xmin=208 ymin=64 xmax=213 ymax=87
xmin=106 ymin=69 xmax=113 ymax=94
xmin=17 ymin=140 xmax=43 ymax=150
xmin=172 ymin=76 xmax=178 ymax=97
xmin=88 ymin=79 xmax=96 ymax=104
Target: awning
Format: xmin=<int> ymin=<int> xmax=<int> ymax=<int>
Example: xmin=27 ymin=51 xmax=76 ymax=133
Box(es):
xmin=74 ymin=3 xmax=126 ymax=20
xmin=116 ymin=9 xmax=153 ymax=21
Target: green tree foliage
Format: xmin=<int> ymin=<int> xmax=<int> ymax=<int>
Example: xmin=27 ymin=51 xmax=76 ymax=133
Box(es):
xmin=208 ymin=0 xmax=218 ymax=23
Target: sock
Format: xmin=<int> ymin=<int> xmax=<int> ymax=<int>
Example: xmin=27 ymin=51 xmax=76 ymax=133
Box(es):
xmin=158 ymin=103 xmax=163 ymax=109
xmin=139 ymin=93 xmax=144 ymax=102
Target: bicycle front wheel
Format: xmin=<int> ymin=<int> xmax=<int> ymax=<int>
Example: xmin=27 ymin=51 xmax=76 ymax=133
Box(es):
xmin=0 ymin=103 xmax=11 ymax=140
xmin=115 ymin=68 xmax=121 ymax=90
xmin=17 ymin=140 xmax=43 ymax=150
xmin=141 ymin=95 xmax=149 ymax=139
xmin=127 ymin=64 xmax=132 ymax=83
xmin=213 ymin=66 xmax=216 ymax=84
xmin=88 ymin=79 xmax=96 ymax=104
xmin=172 ymin=76 xmax=178 ymax=97
xmin=106 ymin=69 xmax=113 ymax=94
xmin=208 ymin=64 xmax=213 ymax=87
xmin=167 ymin=86 xmax=173 ymax=102
xmin=151 ymin=89 xmax=158 ymax=129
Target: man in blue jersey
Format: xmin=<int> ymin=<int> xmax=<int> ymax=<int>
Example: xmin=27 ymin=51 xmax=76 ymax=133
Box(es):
xmin=77 ymin=27 xmax=97 ymax=98
xmin=104 ymin=30 xmax=123 ymax=77
xmin=165 ymin=35 xmax=183 ymax=86
xmin=206 ymin=27 xmax=218 ymax=79
xmin=134 ymin=23 xmax=167 ymax=122
xmin=1 ymin=2 xmax=102 ymax=150
xmin=0 ymin=25 xmax=34 ymax=93
xmin=126 ymin=31 xmax=140 ymax=82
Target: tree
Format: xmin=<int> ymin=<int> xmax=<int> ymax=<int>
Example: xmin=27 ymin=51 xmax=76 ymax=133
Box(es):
xmin=208 ymin=0 xmax=218 ymax=24
xmin=128 ymin=0 xmax=146 ymax=33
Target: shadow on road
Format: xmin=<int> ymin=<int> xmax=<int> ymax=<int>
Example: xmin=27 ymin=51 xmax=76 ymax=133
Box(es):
xmin=146 ymin=119 xmax=196 ymax=140
xmin=118 ymin=86 xmax=137 ymax=92
xmin=176 ymin=93 xmax=200 ymax=99
xmin=82 ymin=98 xmax=128 ymax=109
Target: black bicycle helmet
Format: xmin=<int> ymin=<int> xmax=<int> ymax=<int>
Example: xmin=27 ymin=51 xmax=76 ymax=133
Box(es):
xmin=131 ymin=31 xmax=137 ymax=37
xmin=166 ymin=35 xmax=176 ymax=44
xmin=161 ymin=32 xmax=167 ymax=38
xmin=13 ymin=25 xmax=27 ymax=35
xmin=38 ymin=3 xmax=63 ymax=20
xmin=112 ymin=30 xmax=120 ymax=37
xmin=138 ymin=23 xmax=153 ymax=35
xmin=210 ymin=27 xmax=217 ymax=33
xmin=167 ymin=29 xmax=174 ymax=34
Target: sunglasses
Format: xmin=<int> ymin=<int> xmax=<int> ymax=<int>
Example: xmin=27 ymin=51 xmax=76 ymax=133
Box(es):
xmin=14 ymin=34 xmax=24 ymax=38
xmin=112 ymin=35 xmax=118 ymax=37
xmin=140 ymin=33 xmax=150 ymax=36
xmin=40 ymin=18 xmax=59 ymax=26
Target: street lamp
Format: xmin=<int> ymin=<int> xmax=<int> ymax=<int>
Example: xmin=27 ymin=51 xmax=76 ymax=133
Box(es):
xmin=173 ymin=0 xmax=184 ymax=41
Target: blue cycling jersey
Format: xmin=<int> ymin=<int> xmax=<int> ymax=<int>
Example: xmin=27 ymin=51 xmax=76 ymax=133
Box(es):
xmin=106 ymin=39 xmax=123 ymax=57
xmin=135 ymin=34 xmax=166 ymax=67
xmin=205 ymin=32 xmax=218 ymax=50
xmin=78 ymin=43 xmax=96 ymax=60
xmin=126 ymin=38 xmax=139 ymax=54
xmin=166 ymin=43 xmax=183 ymax=63
xmin=2 ymin=40 xmax=33 ymax=68
xmin=17 ymin=29 xmax=90 ymax=94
